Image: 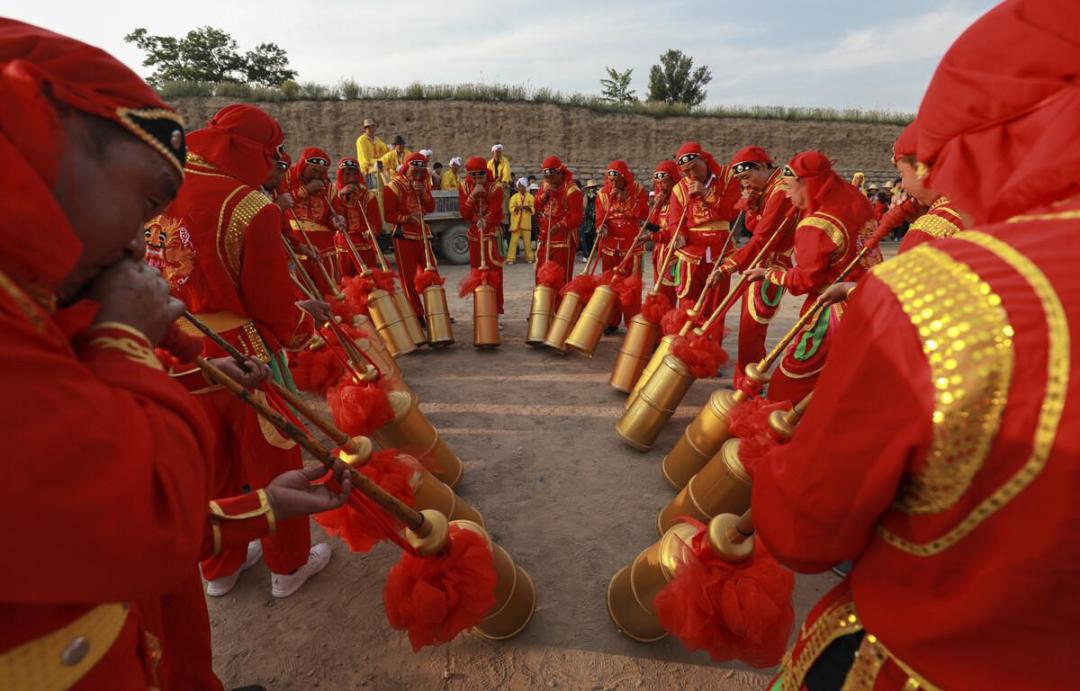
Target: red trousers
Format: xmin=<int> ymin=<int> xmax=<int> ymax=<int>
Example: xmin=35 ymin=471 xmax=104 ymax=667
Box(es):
xmin=198 ymin=390 xmax=309 ymax=580
xmin=335 ymin=234 xmax=379 ymax=278
xmin=601 ymin=247 xmax=643 ymax=328
xmin=651 ymin=247 xmax=678 ymax=305
xmin=676 ymin=257 xmax=732 ymax=331
xmin=734 ymin=279 xmax=785 ymax=390
xmin=468 ymin=235 xmax=505 ymax=313
xmin=392 ymin=236 xmax=427 ymax=316
xmin=535 ymin=240 xmax=577 ymax=291
xmin=158 ymin=572 xmax=223 ymax=690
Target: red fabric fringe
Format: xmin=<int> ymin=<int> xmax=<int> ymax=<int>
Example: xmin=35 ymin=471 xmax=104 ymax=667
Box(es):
xmin=670 ymin=332 xmax=729 ymax=379
xmin=654 ymin=521 xmax=795 ymax=668
xmin=290 ymin=348 xmax=346 ymax=394
xmin=414 ymin=267 xmax=445 ymax=293
xmin=611 ymin=274 xmax=643 ymax=312
xmin=560 ymin=273 xmax=599 ymax=303
xmin=313 ymin=451 xmax=419 ymax=553
xmin=640 ymin=292 xmax=673 ymax=325
xmin=661 ymin=298 xmax=697 ymax=336
xmin=536 ymin=261 xmax=565 ymax=288
xmin=728 ymin=398 xmax=791 ymax=478
xmin=383 ymin=524 xmax=498 ymax=651
xmin=457 ymin=269 xmax=502 ymax=299
xmin=327 ymin=375 xmax=395 ymax=436
xmin=370 ymin=268 xmax=397 ymax=292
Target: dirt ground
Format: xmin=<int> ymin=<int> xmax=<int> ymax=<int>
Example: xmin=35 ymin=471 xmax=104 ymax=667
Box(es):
xmin=207 ymin=245 xmax=890 ymax=690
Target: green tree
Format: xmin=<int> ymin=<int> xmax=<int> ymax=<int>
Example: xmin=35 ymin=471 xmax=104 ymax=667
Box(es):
xmin=647 ymin=49 xmax=712 ymax=107
xmin=599 ymin=67 xmax=637 ymax=105
xmin=125 ymin=27 xmax=296 ymax=87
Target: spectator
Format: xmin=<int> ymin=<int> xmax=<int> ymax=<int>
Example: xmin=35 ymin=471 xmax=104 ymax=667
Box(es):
xmin=432 ymin=162 xmax=444 ymax=188
xmin=507 ymin=178 xmax=535 ymax=264
xmin=488 ymin=144 xmax=512 ymax=253
xmin=579 ymin=179 xmax=600 ymax=261
xmin=441 ymin=157 xmax=463 ymax=190
xmin=355 ymin=118 xmax=388 ymax=188
xmin=379 ymin=135 xmax=410 ymax=181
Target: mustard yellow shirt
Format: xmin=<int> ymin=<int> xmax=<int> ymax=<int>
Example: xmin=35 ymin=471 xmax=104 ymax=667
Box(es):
xmin=439 ymin=170 xmax=461 ymax=191
xmin=355 ymin=134 xmax=389 ymax=174
xmin=509 ymin=191 xmax=534 ymax=231
xmin=487 ymin=156 xmax=512 ymax=186
xmin=380 ymin=147 xmax=412 ymax=175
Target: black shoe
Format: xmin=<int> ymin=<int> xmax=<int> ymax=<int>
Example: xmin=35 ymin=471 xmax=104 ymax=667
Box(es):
xmin=417 ymin=317 xmax=427 ymax=329
xmin=603 ymin=326 xmax=619 ymax=335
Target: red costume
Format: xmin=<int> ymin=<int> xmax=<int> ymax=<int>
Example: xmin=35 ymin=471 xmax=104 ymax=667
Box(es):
xmin=0 ymin=22 xmax=274 ymax=689
xmin=892 ymin=123 xmax=966 ymax=254
xmin=762 ymin=152 xmax=873 ymax=404
xmin=286 ymin=147 xmax=338 ymax=294
xmin=645 ymin=160 xmax=681 ymax=303
xmin=459 ymin=156 xmax=505 ymax=313
xmin=595 ymin=160 xmax=649 ymax=327
xmin=332 ymin=157 xmax=383 ymax=275
xmin=666 ymin=142 xmax=741 ymax=317
xmin=160 ymin=105 xmax=313 ymax=584
xmin=722 ymin=147 xmax=799 ymax=389
xmin=382 ymin=152 xmax=436 ymax=316
xmin=758 ymin=3 xmax=1080 ymax=687
xmin=534 ymin=155 xmax=584 ymax=290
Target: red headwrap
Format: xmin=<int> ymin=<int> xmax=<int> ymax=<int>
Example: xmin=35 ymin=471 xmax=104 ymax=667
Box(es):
xmin=917 ymin=0 xmax=1080 ymax=223
xmin=336 ymin=157 xmax=365 ymax=191
xmin=675 ymin=142 xmax=725 ymax=179
xmin=397 ymin=152 xmax=429 ymax=179
xmin=541 ymin=155 xmax=574 ymax=186
xmin=787 ymin=150 xmax=872 ymax=226
xmin=187 ymin=105 xmax=283 ymax=189
xmin=730 ymin=146 xmax=773 ymax=168
xmin=892 ymin=122 xmax=918 ymax=163
xmin=289 ymin=146 xmax=332 ymax=189
xmin=0 ymin=19 xmax=185 ymax=291
xmin=603 ymin=159 xmax=635 ymax=193
xmin=653 ymin=159 xmax=681 ymax=192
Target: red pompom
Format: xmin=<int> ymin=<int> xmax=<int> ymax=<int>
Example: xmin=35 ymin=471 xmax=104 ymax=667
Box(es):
xmin=640 ymin=292 xmax=672 ymax=325
xmin=371 ymin=268 xmax=397 ymax=292
xmin=159 ymin=322 xmax=204 ymax=363
xmin=536 ymin=261 xmax=565 ymax=288
xmin=383 ymin=524 xmax=498 ymax=651
xmin=290 ymin=348 xmax=346 ymax=394
xmin=654 ymin=523 xmax=795 ymax=668
xmin=560 ymin=273 xmax=599 ymax=302
xmin=670 ymin=332 xmax=729 ymax=379
xmin=414 ymin=268 xmax=445 ymax=293
xmin=327 ymin=375 xmax=395 ymax=436
xmin=611 ymin=274 xmax=643 ymax=312
xmin=314 ymin=451 xmax=419 ymax=553
xmin=661 ymin=298 xmax=697 ymax=336
xmin=728 ymin=398 xmax=791 ymax=478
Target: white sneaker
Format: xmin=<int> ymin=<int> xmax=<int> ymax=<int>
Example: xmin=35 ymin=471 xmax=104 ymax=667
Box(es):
xmin=205 ymin=541 xmax=263 ymax=597
xmin=498 ymin=317 xmax=505 ymax=331
xmin=271 ymin=543 xmax=332 ymax=598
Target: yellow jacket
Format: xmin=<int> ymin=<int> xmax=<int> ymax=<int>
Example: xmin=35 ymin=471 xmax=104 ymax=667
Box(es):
xmin=487 ymin=156 xmax=512 ymax=185
xmin=439 ymin=170 xmax=461 ymax=191
xmin=509 ymin=191 xmax=534 ymax=231
xmin=355 ymin=134 xmax=388 ymax=174
xmin=380 ymin=147 xmax=412 ymax=174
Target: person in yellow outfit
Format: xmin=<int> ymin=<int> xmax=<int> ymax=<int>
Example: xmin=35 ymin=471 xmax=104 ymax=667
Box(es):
xmin=487 ymin=144 xmax=512 ymax=186
xmin=441 ymin=157 xmax=463 ymax=190
xmin=507 ymin=178 xmax=535 ymax=264
xmin=355 ymin=118 xmax=388 ymax=179
xmin=379 ymin=135 xmax=411 ymax=183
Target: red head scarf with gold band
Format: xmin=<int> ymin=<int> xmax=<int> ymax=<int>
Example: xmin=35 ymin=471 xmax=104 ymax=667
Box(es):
xmin=786 ymin=151 xmax=863 ymax=219
xmin=603 ymin=160 xmax=635 ymax=193
xmin=463 ymin=155 xmax=492 ymax=194
xmin=675 ymin=141 xmax=724 ymax=179
xmin=336 ymin=157 xmax=365 ymax=191
xmin=398 ymin=151 xmax=429 ymax=179
xmin=653 ymin=159 xmax=681 ymax=193
xmin=730 ymin=146 xmax=773 ymax=169
xmin=187 ymin=104 xmax=283 ymax=189
xmin=0 ymin=19 xmax=185 ymax=292
xmin=917 ymin=0 xmax=1080 ymax=224
xmin=290 ymin=145 xmax=332 ymax=188
xmin=541 ymin=155 xmax=574 ymax=186
xmin=893 ymin=121 xmax=918 ymax=163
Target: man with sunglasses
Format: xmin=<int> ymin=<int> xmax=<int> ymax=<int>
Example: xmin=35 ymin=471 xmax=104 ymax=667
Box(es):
xmin=666 ymin=142 xmax=742 ymax=319
xmin=743 ymin=151 xmax=873 ymax=404
xmin=596 ymin=160 xmax=649 ymax=331
xmin=719 ymin=146 xmax=799 ymax=389
xmin=332 ymin=157 xmax=384 ymax=275
xmin=459 ymin=157 xmax=506 ymax=322
xmin=534 ymin=155 xmax=584 ymax=290
xmin=383 ymin=152 xmax=436 ymax=318
xmin=287 ymin=147 xmax=346 ymax=294
xmin=644 ymin=160 xmax=681 ymax=303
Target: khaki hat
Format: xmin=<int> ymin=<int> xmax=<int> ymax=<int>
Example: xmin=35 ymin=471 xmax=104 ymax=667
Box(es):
xmin=363 ymin=118 xmax=376 ymax=128
xmin=585 ymin=179 xmax=599 ymax=189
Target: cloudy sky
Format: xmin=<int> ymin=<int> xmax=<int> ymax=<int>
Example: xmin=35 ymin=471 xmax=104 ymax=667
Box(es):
xmin=10 ymin=0 xmax=998 ymax=111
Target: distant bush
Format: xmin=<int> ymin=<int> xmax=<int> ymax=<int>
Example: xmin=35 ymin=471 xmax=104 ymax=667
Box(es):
xmin=156 ymin=79 xmax=912 ymax=124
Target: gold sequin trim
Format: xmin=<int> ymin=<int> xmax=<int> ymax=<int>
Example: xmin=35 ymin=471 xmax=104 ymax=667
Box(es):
xmin=874 ymin=245 xmax=1014 ymax=515
xmin=780 ymin=600 xmax=861 ymax=691
xmin=215 ymin=186 xmax=245 ymax=285
xmin=840 ymin=633 xmax=888 ymax=691
xmin=800 ymin=213 xmax=847 ymax=258
xmin=910 ymin=208 xmax=962 ymax=240
xmin=223 ymin=190 xmax=271 ymax=281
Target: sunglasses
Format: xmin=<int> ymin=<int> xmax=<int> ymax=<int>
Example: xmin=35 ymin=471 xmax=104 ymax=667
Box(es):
xmin=339 ymin=160 xmax=359 ymax=169
xmin=676 ymin=152 xmax=700 ymax=166
xmin=542 ymin=167 xmax=559 ymax=175
xmin=306 ymin=156 xmax=330 ymax=167
xmin=653 ymin=172 xmax=670 ymax=180
xmin=407 ymin=159 xmax=427 ymax=168
xmin=605 ymin=170 xmax=622 ymax=178
xmin=781 ymin=165 xmax=798 ymax=178
xmin=468 ymin=170 xmax=487 ymax=178
xmin=275 ymin=160 xmax=288 ymax=170
xmin=732 ymin=161 xmax=760 ymax=175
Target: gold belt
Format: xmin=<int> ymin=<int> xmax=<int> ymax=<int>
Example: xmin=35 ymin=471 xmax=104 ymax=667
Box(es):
xmin=177 ymin=311 xmax=271 ymax=363
xmin=0 ymin=604 xmax=129 ymax=691
xmin=688 ymin=221 xmax=730 ymax=232
xmin=288 ymin=219 xmax=332 ymax=233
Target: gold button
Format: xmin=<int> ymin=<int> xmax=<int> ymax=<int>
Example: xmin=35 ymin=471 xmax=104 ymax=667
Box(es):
xmin=61 ymin=636 xmax=90 ymax=666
